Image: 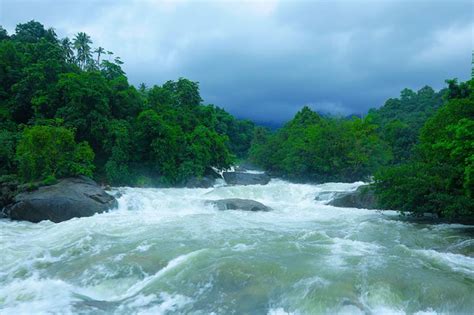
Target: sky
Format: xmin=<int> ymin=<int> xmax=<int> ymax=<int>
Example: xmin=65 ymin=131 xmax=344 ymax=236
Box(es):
xmin=1 ymin=0 xmax=472 ymax=123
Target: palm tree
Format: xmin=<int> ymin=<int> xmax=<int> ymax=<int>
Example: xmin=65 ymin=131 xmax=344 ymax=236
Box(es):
xmin=106 ymin=50 xmax=113 ymax=61
xmin=73 ymin=32 xmax=92 ymax=70
xmin=60 ymin=37 xmax=74 ymax=63
xmin=94 ymin=46 xmax=105 ymax=66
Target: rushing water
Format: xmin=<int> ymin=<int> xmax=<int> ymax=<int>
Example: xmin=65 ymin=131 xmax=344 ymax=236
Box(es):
xmin=1 ymin=179 xmax=473 ymax=314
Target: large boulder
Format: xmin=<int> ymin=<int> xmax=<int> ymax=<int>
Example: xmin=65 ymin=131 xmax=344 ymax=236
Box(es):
xmin=4 ymin=176 xmax=118 ymax=223
xmin=222 ymin=171 xmax=270 ymax=186
xmin=207 ymin=198 xmax=271 ymax=211
xmin=328 ymin=185 xmax=378 ymax=209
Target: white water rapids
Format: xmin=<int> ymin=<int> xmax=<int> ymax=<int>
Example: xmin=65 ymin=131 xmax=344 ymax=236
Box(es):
xmin=1 ymin=179 xmax=473 ymax=314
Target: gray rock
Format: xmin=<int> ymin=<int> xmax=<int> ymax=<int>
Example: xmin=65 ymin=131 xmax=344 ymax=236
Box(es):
xmin=185 ymin=176 xmax=215 ymax=188
xmin=4 ymin=176 xmax=118 ymax=223
xmin=222 ymin=172 xmax=270 ymax=186
xmin=0 ymin=175 xmax=19 ymax=214
xmin=328 ymin=185 xmax=378 ymax=209
xmin=315 ymin=191 xmax=347 ymax=202
xmin=207 ymin=198 xmax=271 ymax=211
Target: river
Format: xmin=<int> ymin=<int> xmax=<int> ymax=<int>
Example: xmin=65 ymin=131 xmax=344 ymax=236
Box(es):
xmin=1 ymin=179 xmax=473 ymax=314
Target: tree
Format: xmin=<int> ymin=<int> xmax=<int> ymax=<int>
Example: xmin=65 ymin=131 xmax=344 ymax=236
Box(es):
xmin=0 ymin=26 xmax=9 ymax=41
xmin=0 ymin=129 xmax=18 ymax=175
xmin=103 ymin=119 xmax=133 ymax=185
xmin=16 ymin=125 xmax=94 ymax=182
xmin=249 ymin=107 xmax=389 ymax=182
xmin=374 ymin=79 xmax=474 ymax=220
xmin=0 ymin=20 xmax=254 ymax=186
xmin=54 ymin=72 xmax=112 ymax=150
xmin=108 ymin=76 xmax=143 ymax=119
xmin=13 ymin=21 xmax=49 ymax=43
xmin=95 ymin=46 xmax=105 ymax=66
xmin=60 ymin=37 xmax=75 ymax=63
xmin=73 ymin=32 xmax=92 ymax=70
xmin=366 ymin=85 xmax=444 ymax=164
xmin=7 ymin=39 xmax=67 ymax=123
xmin=100 ymin=60 xmax=125 ymax=80
xmin=163 ymin=78 xmax=202 ymax=107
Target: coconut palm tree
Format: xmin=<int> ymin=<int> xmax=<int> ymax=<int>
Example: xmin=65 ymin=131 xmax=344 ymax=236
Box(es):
xmin=60 ymin=37 xmax=75 ymax=63
xmin=94 ymin=46 xmax=105 ymax=67
xmin=106 ymin=50 xmax=113 ymax=61
xmin=73 ymin=32 xmax=92 ymax=70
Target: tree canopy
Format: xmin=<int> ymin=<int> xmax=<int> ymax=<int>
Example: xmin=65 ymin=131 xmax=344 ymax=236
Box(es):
xmin=374 ymin=79 xmax=474 ymax=220
xmin=0 ymin=20 xmax=255 ymax=186
xmin=249 ymin=106 xmax=390 ymax=182
xmin=1 ymin=20 xmax=472 ymax=221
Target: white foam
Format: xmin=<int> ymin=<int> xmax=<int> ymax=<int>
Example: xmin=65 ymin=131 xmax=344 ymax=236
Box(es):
xmin=268 ymin=307 xmax=297 ymax=315
xmin=0 ymin=275 xmax=76 ymax=315
xmin=1 ymin=179 xmax=472 ymax=313
xmin=415 ymin=249 xmax=474 ymax=277
xmin=136 ymin=292 xmax=192 ymax=315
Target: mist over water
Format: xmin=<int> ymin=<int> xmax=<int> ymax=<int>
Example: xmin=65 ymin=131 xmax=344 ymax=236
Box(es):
xmin=1 ymin=179 xmax=473 ymax=314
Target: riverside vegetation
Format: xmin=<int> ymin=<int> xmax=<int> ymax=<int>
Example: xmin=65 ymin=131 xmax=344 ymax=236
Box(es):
xmin=0 ymin=21 xmax=473 ymax=222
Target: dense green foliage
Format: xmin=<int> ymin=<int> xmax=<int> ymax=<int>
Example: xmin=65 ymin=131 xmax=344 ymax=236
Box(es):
xmin=249 ymin=106 xmax=390 ymax=182
xmin=1 ymin=20 xmax=472 ymax=221
xmin=374 ymin=79 xmax=474 ymax=220
xmin=16 ymin=124 xmax=94 ymax=182
xmin=0 ymin=21 xmax=255 ymax=185
xmin=366 ymin=86 xmax=444 ymax=164
xmin=248 ymin=77 xmax=473 ymax=221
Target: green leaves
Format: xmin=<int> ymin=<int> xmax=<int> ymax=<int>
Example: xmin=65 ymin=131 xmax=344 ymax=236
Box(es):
xmin=0 ymin=129 xmax=18 ymax=175
xmin=249 ymin=108 xmax=389 ymax=182
xmin=0 ymin=21 xmax=259 ymax=187
xmin=374 ymin=79 xmax=474 ymax=220
xmin=16 ymin=125 xmax=94 ymax=182
xmin=366 ymin=85 xmax=444 ymax=164
xmin=133 ymin=109 xmax=233 ymax=185
xmin=73 ymin=32 xmax=92 ymax=70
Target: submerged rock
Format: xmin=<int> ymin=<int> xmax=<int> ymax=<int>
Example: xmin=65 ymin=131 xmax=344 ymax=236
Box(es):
xmin=207 ymin=198 xmax=271 ymax=211
xmin=327 ymin=185 xmax=378 ymax=209
xmin=185 ymin=176 xmax=215 ymax=188
xmin=222 ymin=172 xmax=270 ymax=186
xmin=315 ymin=191 xmax=348 ymax=203
xmin=4 ymin=176 xmax=118 ymax=223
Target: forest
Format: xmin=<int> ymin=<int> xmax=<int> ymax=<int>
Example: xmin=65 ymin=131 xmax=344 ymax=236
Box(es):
xmin=1 ymin=21 xmax=473 ymax=221
xmin=0 ymin=21 xmax=255 ymax=187
xmin=249 ymin=80 xmax=473 ymax=221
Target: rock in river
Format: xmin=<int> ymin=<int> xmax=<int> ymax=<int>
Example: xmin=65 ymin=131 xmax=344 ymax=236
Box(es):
xmin=185 ymin=176 xmax=215 ymax=188
xmin=4 ymin=176 xmax=118 ymax=223
xmin=207 ymin=198 xmax=271 ymax=211
xmin=222 ymin=171 xmax=270 ymax=186
xmin=327 ymin=185 xmax=378 ymax=209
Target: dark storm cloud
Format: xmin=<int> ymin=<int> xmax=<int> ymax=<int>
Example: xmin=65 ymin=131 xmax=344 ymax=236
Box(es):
xmin=1 ymin=0 xmax=472 ymax=122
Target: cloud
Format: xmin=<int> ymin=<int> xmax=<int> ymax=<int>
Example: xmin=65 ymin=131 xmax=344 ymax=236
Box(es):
xmin=1 ymin=0 xmax=471 ymax=122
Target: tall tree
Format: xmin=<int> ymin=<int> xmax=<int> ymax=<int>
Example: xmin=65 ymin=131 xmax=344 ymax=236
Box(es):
xmin=0 ymin=26 xmax=9 ymax=41
xmin=60 ymin=37 xmax=75 ymax=63
xmin=73 ymin=32 xmax=92 ymax=70
xmin=95 ymin=46 xmax=105 ymax=66
xmin=13 ymin=20 xmax=47 ymax=42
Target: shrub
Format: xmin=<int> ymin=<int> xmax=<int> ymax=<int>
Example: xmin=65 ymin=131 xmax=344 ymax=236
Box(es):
xmin=0 ymin=129 xmax=18 ymax=175
xmin=16 ymin=125 xmax=95 ymax=182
